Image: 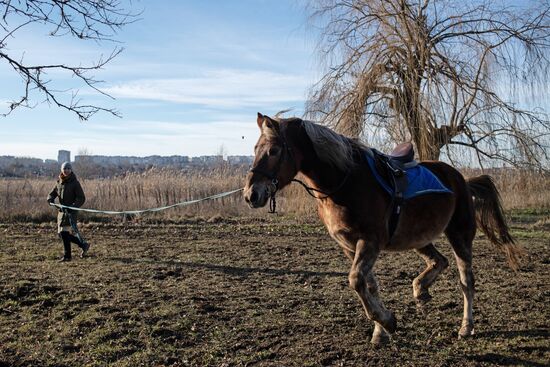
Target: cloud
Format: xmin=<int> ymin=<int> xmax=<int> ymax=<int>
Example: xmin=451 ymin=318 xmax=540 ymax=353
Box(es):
xmin=89 ymin=115 xmax=254 ymax=133
xmin=103 ymin=69 xmax=313 ymax=108
xmin=1 ymin=115 xmax=260 ymax=159
xmin=5 ymin=122 xmax=257 ymax=160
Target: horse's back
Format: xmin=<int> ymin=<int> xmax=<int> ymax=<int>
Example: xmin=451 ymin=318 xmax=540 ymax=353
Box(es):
xmin=419 ymin=160 xmax=476 ymax=234
xmin=419 ymin=160 xmax=473 ymax=215
xmin=419 ymin=160 xmax=467 ymax=192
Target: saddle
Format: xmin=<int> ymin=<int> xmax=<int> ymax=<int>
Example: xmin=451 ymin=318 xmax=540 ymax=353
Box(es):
xmin=370 ymin=142 xmax=417 ymax=202
xmin=389 ymin=142 xmax=415 ymax=163
xmin=366 ymin=142 xmax=418 ymax=239
xmin=365 ymin=142 xmax=452 ymax=240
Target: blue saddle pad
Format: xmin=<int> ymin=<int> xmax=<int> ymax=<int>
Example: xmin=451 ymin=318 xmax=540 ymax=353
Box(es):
xmin=365 ymin=154 xmax=452 ymax=200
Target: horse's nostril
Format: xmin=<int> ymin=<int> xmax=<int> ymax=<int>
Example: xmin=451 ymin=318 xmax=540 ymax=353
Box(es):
xmin=250 ymin=190 xmax=258 ymax=204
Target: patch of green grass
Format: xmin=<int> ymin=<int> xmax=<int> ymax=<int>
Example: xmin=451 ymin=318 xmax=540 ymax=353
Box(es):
xmin=510 ymin=228 xmax=550 ymax=240
xmin=509 ymin=208 xmax=550 ymax=224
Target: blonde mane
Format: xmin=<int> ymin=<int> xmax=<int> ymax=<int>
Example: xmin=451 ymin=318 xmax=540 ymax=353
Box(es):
xmin=273 ymin=114 xmax=358 ymax=172
xmin=301 ymin=120 xmax=357 ymax=172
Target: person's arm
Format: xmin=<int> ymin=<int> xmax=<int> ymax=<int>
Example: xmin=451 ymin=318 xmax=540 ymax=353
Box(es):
xmin=73 ymin=181 xmax=86 ymax=208
xmin=47 ymin=185 xmax=58 ymax=204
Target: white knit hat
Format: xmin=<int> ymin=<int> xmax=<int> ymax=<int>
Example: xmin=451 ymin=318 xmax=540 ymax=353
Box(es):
xmin=61 ymin=161 xmax=72 ymax=170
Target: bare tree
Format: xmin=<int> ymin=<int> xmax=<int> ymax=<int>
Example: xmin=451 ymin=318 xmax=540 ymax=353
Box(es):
xmin=1 ymin=0 xmax=137 ymax=120
xmin=306 ymin=0 xmax=550 ymax=169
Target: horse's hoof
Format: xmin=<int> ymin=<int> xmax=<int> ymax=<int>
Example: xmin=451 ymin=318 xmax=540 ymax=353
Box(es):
xmin=458 ymin=324 xmax=475 ymax=339
xmin=383 ymin=312 xmax=397 ymax=333
xmin=414 ymin=291 xmax=432 ymax=305
xmin=370 ymin=331 xmax=391 ymax=346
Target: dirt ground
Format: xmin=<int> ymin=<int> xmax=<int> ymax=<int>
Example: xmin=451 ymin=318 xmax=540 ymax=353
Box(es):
xmin=0 ymin=210 xmax=548 ymax=367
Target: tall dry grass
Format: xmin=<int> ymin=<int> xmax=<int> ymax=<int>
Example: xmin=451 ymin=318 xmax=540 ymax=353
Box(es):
xmin=0 ymin=167 xmax=547 ymax=223
xmin=0 ymin=167 xmax=250 ymax=222
xmin=461 ymin=168 xmax=550 ymax=210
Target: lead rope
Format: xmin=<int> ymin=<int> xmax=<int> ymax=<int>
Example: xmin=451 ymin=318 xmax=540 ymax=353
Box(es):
xmin=65 ymin=208 xmax=87 ymax=245
xmin=49 ymin=188 xmax=244 ymax=215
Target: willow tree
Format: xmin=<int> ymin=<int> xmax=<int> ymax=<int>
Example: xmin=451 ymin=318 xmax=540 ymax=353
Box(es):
xmin=0 ymin=1 xmax=136 ymax=120
xmin=306 ymin=0 xmax=550 ymax=168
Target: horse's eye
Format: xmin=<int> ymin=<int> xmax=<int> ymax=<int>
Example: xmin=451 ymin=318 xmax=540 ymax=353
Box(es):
xmin=268 ymin=147 xmax=281 ymax=156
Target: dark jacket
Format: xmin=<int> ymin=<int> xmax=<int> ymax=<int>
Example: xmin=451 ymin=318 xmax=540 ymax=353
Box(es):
xmin=48 ymin=173 xmax=85 ymax=228
xmin=48 ymin=173 xmax=86 ymax=207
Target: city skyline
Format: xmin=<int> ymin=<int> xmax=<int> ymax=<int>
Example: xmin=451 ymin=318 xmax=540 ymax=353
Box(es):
xmin=0 ymin=149 xmax=254 ymax=178
xmin=1 ymin=149 xmax=254 ymax=163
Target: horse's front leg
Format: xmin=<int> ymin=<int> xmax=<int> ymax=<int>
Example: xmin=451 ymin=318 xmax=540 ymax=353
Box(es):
xmin=365 ymin=272 xmax=392 ymax=345
xmin=348 ymin=239 xmax=396 ymax=346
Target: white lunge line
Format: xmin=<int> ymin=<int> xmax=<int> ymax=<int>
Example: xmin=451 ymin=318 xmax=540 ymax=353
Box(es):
xmin=49 ymin=188 xmax=244 ymax=215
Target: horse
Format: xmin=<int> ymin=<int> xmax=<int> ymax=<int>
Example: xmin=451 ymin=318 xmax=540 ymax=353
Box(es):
xmin=244 ymin=112 xmax=523 ymax=346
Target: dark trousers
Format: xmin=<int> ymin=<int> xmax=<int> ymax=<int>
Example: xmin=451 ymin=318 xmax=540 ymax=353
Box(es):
xmin=59 ymin=231 xmax=83 ymax=258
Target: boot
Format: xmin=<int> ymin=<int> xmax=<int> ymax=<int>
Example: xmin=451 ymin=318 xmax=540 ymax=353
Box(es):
xmin=59 ymin=231 xmax=72 ymax=261
xmin=80 ymin=241 xmax=90 ymax=258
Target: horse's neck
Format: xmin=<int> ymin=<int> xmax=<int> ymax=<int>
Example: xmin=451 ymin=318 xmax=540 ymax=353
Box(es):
xmin=283 ymin=119 xmax=350 ymax=193
xmin=296 ymin=142 xmax=348 ymax=194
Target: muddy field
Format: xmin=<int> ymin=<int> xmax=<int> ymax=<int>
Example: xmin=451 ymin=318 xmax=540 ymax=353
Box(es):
xmin=0 ymin=210 xmax=548 ymax=366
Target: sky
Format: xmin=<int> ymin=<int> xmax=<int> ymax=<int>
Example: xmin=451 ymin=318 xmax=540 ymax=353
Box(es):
xmin=0 ymin=1 xmax=317 ymax=160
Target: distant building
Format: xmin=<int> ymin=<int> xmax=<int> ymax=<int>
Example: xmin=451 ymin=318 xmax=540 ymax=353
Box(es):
xmin=74 ymin=154 xmax=191 ymax=167
xmin=0 ymin=150 xmax=256 ymax=178
xmin=58 ymin=150 xmax=70 ymax=164
xmin=190 ymin=155 xmax=224 ymax=165
xmin=227 ymin=155 xmax=254 ymax=165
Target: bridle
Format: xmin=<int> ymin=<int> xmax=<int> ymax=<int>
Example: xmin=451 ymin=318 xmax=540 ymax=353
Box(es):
xmin=249 ymin=127 xmax=350 ymax=213
xmin=249 ymin=138 xmax=289 ymax=213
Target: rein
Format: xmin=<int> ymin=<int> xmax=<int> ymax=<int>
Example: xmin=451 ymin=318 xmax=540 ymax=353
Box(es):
xmin=249 ymin=131 xmax=349 ymax=213
xmin=291 ymin=172 xmax=349 ymax=200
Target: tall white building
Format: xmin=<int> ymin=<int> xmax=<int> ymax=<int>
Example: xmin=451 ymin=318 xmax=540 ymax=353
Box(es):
xmin=58 ymin=150 xmax=70 ymax=164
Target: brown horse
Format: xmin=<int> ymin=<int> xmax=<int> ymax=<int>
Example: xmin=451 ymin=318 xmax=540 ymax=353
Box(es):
xmin=244 ymin=113 xmax=523 ymax=345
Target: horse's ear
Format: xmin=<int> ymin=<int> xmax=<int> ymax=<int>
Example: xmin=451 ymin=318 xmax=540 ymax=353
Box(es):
xmin=257 ymin=113 xmax=278 ymax=130
xmin=263 ymin=115 xmax=280 ymax=132
xmin=257 ymin=113 xmax=264 ymax=129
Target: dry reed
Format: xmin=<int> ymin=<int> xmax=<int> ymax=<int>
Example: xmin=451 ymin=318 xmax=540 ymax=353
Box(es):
xmin=0 ymin=167 xmax=547 ymax=223
xmin=461 ymin=168 xmax=550 ymax=210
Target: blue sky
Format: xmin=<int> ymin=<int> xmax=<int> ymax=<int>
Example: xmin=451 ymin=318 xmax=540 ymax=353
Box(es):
xmin=1 ymin=1 xmax=316 ymax=160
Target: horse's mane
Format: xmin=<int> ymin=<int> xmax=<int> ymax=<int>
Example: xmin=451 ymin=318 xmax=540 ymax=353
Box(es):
xmin=275 ymin=115 xmax=362 ymax=172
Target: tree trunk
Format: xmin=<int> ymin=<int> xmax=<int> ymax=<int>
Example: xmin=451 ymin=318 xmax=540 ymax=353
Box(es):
xmin=413 ymin=125 xmax=456 ymax=161
xmin=411 ymin=132 xmax=441 ymax=161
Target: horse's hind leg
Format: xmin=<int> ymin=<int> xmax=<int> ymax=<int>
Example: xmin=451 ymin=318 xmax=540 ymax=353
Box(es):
xmin=413 ymin=243 xmax=449 ymax=305
xmin=349 ymin=240 xmax=396 ymax=345
xmin=446 ymin=230 xmax=475 ymax=338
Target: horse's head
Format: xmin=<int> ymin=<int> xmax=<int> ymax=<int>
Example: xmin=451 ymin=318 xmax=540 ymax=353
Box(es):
xmin=244 ymin=113 xmax=298 ymax=208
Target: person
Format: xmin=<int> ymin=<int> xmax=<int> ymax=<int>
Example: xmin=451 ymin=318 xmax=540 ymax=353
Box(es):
xmin=47 ymin=162 xmax=90 ymax=262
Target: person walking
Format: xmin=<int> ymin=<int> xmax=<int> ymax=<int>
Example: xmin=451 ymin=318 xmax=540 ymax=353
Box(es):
xmin=47 ymin=162 xmax=90 ymax=262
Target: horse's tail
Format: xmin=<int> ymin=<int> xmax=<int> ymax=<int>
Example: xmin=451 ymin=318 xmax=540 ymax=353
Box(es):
xmin=467 ymin=175 xmax=524 ymax=270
